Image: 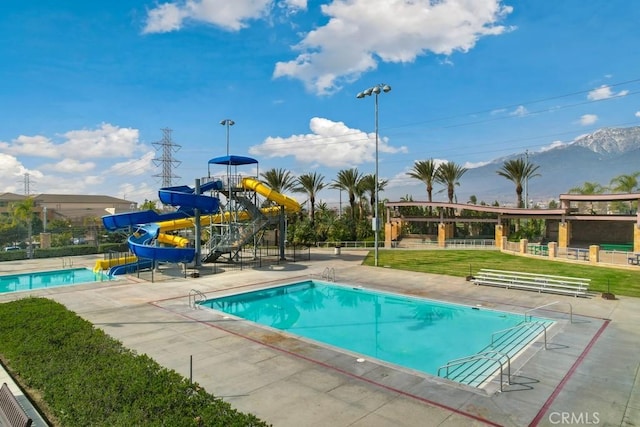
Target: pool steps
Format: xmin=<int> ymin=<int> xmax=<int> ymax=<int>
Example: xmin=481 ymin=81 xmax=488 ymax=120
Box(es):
xmin=439 ymin=320 xmax=552 ymax=389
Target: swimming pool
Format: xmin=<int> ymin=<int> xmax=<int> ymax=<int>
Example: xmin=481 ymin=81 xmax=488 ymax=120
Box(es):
xmin=0 ymin=268 xmax=110 ymax=294
xmin=200 ymin=280 xmax=554 ymax=386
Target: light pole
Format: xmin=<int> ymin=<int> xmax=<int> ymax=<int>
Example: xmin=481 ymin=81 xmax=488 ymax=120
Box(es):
xmin=357 ymin=84 xmax=391 ymax=267
xmin=220 ymin=119 xmax=235 ymax=186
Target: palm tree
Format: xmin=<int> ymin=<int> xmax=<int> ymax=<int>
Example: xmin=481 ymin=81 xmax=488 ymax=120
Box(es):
xmin=435 ymin=162 xmax=467 ymax=204
xmin=407 ymin=159 xmax=438 ymax=203
xmin=496 ymin=158 xmax=540 ymax=208
xmin=332 ymin=168 xmax=363 ymax=222
xmin=260 ymin=168 xmax=296 ymax=194
xmin=12 ymin=197 xmax=36 ymax=258
xmin=609 ymin=172 xmax=640 ymax=193
xmin=293 ymin=172 xmax=325 ymax=225
xmin=568 ymin=181 xmax=606 ymax=195
xmin=359 ymin=174 xmax=389 ymax=219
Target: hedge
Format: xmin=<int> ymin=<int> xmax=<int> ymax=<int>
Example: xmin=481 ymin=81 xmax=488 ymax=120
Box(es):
xmin=0 ymin=298 xmax=270 ymax=427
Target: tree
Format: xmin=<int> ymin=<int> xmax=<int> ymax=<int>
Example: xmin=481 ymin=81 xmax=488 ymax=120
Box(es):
xmin=260 ymin=168 xmax=296 ymax=194
xmin=435 ymin=162 xmax=467 ymax=204
xmin=332 ymin=168 xmax=363 ymax=222
xmin=11 ymin=197 xmax=36 ymax=257
xmin=140 ymin=199 xmax=160 ymax=212
xmin=358 ymin=174 xmax=389 ymax=219
xmin=609 ymin=172 xmax=640 ymax=193
xmin=293 ymin=172 xmax=325 ymax=225
xmin=496 ymin=158 xmax=540 ymax=208
xmin=407 ymin=159 xmax=438 ymax=203
xmin=568 ymin=181 xmax=606 ymax=195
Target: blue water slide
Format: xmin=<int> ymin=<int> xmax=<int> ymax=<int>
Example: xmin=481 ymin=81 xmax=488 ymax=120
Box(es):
xmin=102 ymin=210 xmax=187 ymax=231
xmin=109 ymin=259 xmax=154 ymax=276
xmin=102 ymin=181 xmax=222 ymax=266
xmin=127 ymin=223 xmax=196 ymax=264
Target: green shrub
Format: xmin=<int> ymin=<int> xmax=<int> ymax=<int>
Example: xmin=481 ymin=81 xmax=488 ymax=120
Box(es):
xmin=0 ymin=298 xmax=270 ymax=427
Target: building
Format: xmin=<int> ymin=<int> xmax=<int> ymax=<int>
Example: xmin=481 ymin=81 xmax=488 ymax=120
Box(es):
xmin=0 ymin=193 xmax=137 ymax=225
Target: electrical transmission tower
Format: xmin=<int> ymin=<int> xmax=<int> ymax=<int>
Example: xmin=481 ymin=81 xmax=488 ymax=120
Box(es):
xmin=23 ymin=173 xmax=34 ymax=196
xmin=152 ymin=128 xmax=182 ymax=189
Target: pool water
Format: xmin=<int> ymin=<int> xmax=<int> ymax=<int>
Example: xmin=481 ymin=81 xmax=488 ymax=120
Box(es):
xmin=0 ymin=268 xmax=110 ymax=294
xmin=200 ymin=280 xmax=553 ymax=378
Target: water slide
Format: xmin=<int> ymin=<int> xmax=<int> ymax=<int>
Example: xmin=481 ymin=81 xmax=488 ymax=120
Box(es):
xmin=100 ymin=177 xmax=299 ymax=271
xmin=101 ymin=181 xmax=222 ymax=268
xmin=241 ymin=177 xmax=301 ymax=212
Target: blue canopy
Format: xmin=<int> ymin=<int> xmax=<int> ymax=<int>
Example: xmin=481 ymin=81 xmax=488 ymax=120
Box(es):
xmin=208 ymin=155 xmax=258 ymax=166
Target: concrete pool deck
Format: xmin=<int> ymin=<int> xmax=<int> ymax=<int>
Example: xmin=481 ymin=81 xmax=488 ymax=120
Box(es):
xmin=0 ymin=251 xmax=638 ymax=426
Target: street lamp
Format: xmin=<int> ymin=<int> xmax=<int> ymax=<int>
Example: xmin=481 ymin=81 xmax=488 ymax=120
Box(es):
xmin=220 ymin=119 xmax=235 ymax=189
xmin=357 ymin=84 xmax=391 ymax=267
xmin=220 ymin=119 xmax=235 ymax=157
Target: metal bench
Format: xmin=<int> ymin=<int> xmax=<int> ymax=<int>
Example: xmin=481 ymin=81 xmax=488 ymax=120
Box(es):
xmin=0 ymin=383 xmax=32 ymax=427
xmin=471 ymin=269 xmax=590 ymax=297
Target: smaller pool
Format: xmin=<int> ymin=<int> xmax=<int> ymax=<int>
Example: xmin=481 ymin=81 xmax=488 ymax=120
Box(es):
xmin=0 ymin=268 xmax=110 ymax=294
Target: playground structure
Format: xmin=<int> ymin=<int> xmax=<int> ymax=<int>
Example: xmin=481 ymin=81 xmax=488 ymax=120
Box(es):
xmin=98 ymin=155 xmax=300 ymax=275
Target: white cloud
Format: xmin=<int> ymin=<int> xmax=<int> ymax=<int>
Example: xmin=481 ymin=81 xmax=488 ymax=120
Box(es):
xmin=143 ymin=0 xmax=307 ymax=33
xmin=509 ymin=105 xmax=528 ymax=117
xmin=41 ymin=158 xmax=96 ymax=174
xmin=635 ymin=111 xmax=640 ymax=118
xmin=61 ymin=123 xmax=142 ymax=159
xmin=107 ymin=151 xmax=156 ymax=177
xmin=5 ymin=135 xmax=60 ymax=158
xmin=0 ymin=152 xmax=47 ymax=193
xmin=274 ymin=0 xmax=513 ymax=95
xmin=463 ymin=160 xmax=491 ymax=169
xmin=579 ymin=114 xmax=598 ymax=125
xmin=587 ymin=85 xmax=629 ymax=101
xmin=540 ymin=140 xmax=567 ymax=152
xmin=248 ymin=117 xmax=407 ymax=168
xmin=2 ymin=123 xmax=143 ymax=160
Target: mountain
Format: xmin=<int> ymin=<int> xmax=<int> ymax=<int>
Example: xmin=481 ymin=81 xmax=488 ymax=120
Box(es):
xmin=456 ymin=126 xmax=640 ymax=205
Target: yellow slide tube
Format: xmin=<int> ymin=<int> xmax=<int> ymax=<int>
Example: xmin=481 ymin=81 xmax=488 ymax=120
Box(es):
xmin=241 ymin=178 xmax=301 ymax=212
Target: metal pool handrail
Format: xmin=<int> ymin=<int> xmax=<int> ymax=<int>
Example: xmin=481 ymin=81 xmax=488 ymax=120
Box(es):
xmin=188 ymin=289 xmax=207 ymax=309
xmin=321 ymin=267 xmax=335 ymax=282
xmin=491 ymin=321 xmax=548 ymax=350
xmin=437 ymin=350 xmax=511 ymax=392
xmin=525 ymin=301 xmax=573 ymax=323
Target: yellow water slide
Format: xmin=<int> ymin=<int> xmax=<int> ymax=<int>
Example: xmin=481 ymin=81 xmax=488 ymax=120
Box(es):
xmin=241 ymin=177 xmax=301 ymax=212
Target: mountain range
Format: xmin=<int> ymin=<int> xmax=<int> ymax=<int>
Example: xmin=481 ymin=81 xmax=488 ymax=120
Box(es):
xmin=453 ymin=126 xmax=640 ymax=205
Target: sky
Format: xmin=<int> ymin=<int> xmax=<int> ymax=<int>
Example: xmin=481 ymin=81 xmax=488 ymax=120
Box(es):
xmin=2 ymin=0 xmax=640 ymax=209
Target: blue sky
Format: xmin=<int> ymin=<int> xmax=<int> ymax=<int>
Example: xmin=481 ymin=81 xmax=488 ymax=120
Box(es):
xmin=1 ymin=0 xmax=640 ymax=208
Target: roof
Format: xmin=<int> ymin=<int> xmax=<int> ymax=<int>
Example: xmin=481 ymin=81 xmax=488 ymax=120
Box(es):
xmin=0 ymin=193 xmax=134 ymax=205
xmin=208 ymin=155 xmax=258 ymax=166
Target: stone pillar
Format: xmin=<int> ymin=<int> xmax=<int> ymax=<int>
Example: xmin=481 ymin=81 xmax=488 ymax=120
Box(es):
xmin=40 ymin=232 xmax=52 ymax=249
xmin=495 ymin=224 xmax=504 ymax=248
xmin=548 ymin=242 xmax=557 ymax=259
xmin=589 ymin=245 xmax=599 ymax=264
xmin=438 ymin=223 xmax=446 ymax=247
xmin=634 ymin=224 xmax=640 ymax=253
xmin=558 ymin=222 xmax=571 ymax=248
xmin=520 ymin=238 xmax=528 ymax=254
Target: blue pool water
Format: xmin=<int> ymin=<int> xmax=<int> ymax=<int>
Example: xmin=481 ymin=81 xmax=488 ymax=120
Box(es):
xmin=200 ymin=280 xmax=553 ymax=377
xmin=0 ymin=268 xmax=110 ymax=294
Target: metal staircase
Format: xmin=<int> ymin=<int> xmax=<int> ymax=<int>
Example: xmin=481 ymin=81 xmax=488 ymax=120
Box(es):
xmin=202 ymin=195 xmax=275 ymax=263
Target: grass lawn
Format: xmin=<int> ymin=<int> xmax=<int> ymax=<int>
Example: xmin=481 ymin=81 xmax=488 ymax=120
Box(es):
xmin=362 ymin=249 xmax=640 ymax=298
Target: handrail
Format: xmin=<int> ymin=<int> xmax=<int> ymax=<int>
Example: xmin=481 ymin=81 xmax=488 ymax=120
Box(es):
xmin=321 ymin=267 xmax=335 ymax=282
xmin=188 ymin=289 xmax=207 ymax=309
xmin=491 ymin=321 xmax=548 ymax=350
xmin=525 ymin=301 xmax=573 ymax=323
xmin=437 ymin=350 xmax=511 ymax=392
xmin=62 ymin=257 xmax=73 ymax=268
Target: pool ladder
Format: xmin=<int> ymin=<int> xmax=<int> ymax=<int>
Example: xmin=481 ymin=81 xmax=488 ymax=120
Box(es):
xmin=321 ymin=267 xmax=335 ymax=282
xmin=62 ymin=257 xmax=73 ymax=268
xmin=188 ymin=289 xmax=207 ymax=309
